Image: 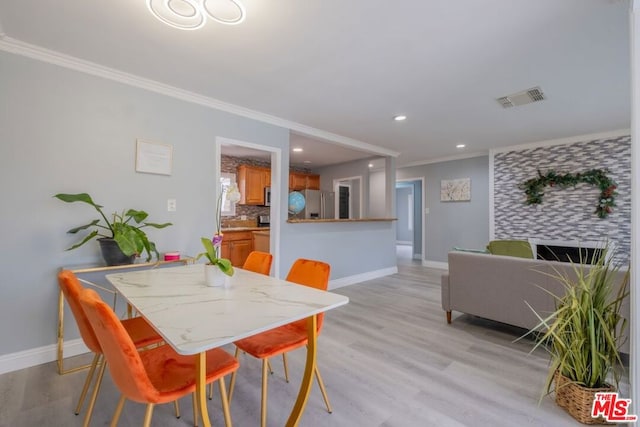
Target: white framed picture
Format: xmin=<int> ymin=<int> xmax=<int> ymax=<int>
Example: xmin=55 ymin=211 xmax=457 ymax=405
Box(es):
xmin=135 ymin=139 xmax=173 ymax=175
xmin=441 ymin=178 xmax=471 ymax=201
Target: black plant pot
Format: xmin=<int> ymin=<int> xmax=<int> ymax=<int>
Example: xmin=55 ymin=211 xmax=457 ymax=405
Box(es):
xmin=98 ymin=238 xmax=136 ymax=266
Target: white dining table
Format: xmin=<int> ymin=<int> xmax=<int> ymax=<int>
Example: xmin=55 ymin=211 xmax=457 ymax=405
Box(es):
xmin=106 ymin=263 xmax=349 ymax=427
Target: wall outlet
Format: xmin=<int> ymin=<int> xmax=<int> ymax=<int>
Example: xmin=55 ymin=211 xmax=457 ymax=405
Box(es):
xmin=167 ymin=199 xmax=176 ymax=212
xmin=240 ymin=215 xmax=247 ymax=220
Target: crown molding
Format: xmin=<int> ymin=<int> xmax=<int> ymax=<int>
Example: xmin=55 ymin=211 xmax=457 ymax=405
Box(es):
xmin=398 ymin=150 xmax=489 ymax=168
xmin=0 ymin=35 xmax=399 ymax=158
xmin=489 ymin=129 xmax=631 ymax=155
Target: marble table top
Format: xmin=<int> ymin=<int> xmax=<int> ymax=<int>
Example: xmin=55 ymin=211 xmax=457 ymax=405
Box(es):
xmin=106 ymin=264 xmax=349 ymax=355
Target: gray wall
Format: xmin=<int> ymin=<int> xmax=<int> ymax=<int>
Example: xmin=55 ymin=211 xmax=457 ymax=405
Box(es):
xmin=317 ymin=158 xmax=371 ymax=216
xmin=397 ymin=156 xmax=490 ymax=262
xmin=0 ymin=51 xmax=397 ymax=358
xmin=368 ymin=169 xmax=387 ymax=218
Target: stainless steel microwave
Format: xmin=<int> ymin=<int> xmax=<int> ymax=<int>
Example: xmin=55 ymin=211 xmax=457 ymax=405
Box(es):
xmin=263 ymin=187 xmax=271 ymax=206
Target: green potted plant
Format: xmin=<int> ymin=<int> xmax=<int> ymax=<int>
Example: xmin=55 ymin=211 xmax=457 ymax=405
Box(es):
xmin=54 ymin=193 xmax=172 ymax=266
xmin=524 ymin=250 xmax=629 ymax=424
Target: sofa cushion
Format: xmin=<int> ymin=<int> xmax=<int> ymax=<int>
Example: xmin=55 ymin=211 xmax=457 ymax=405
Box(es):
xmin=486 ymin=239 xmax=533 ymax=258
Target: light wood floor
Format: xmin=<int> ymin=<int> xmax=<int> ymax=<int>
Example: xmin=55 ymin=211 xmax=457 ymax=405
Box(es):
xmin=0 ymin=249 xmax=629 ymax=426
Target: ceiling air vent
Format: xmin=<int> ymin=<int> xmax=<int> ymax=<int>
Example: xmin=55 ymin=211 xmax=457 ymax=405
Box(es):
xmin=496 ymin=86 xmax=546 ymax=108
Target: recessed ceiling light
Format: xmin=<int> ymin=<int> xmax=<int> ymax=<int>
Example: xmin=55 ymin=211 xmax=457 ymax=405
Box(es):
xmin=303 ymin=160 xmax=312 ymax=164
xmin=456 ymin=144 xmax=466 ymax=149
xmin=368 ymin=163 xmax=374 ymax=168
xmin=292 ymin=147 xmax=303 ymax=152
xmin=393 ymin=115 xmax=407 ymax=121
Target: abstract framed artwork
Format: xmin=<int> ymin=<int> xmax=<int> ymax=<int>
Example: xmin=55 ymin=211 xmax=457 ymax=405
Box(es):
xmin=440 ymin=178 xmax=471 ymax=201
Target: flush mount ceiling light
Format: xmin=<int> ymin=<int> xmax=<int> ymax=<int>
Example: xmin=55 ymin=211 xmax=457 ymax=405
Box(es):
xmin=147 ymin=0 xmax=245 ymax=30
xmin=393 ymin=115 xmax=407 ymax=121
xmin=292 ymin=147 xmax=303 ymax=152
xmin=456 ymin=144 xmax=466 ymax=149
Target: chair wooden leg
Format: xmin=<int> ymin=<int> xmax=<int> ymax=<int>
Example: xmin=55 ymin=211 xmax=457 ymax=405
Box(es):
xmin=75 ymin=353 xmax=101 ymax=415
xmin=446 ymin=310 xmax=452 ymax=324
xmin=228 ymin=346 xmax=240 ymax=403
xmin=174 ymin=400 xmax=181 ymax=419
xmin=110 ymin=395 xmax=126 ymax=427
xmin=192 ymin=392 xmax=198 ymax=427
xmin=282 ymin=353 xmax=290 ymax=383
xmin=208 ymin=382 xmax=214 ymax=400
xmin=83 ymin=358 xmax=107 ymax=427
xmin=261 ymin=359 xmax=269 ymax=427
xmin=266 ymin=359 xmax=274 ymax=375
xmin=218 ymin=377 xmax=232 ymax=427
xmin=314 ymin=366 xmax=333 ymax=413
xmin=142 ymin=403 xmax=154 ymax=427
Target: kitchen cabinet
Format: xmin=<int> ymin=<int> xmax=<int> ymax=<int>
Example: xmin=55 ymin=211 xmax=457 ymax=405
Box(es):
xmin=220 ymin=230 xmax=254 ymax=267
xmin=252 ymin=230 xmax=270 ymax=253
xmin=264 ymin=168 xmax=271 ymax=187
xmin=289 ymin=173 xmax=307 ymax=191
xmin=289 ymin=172 xmax=320 ymax=190
xmin=306 ymin=174 xmax=320 ymax=190
xmin=238 ymin=165 xmax=267 ymax=205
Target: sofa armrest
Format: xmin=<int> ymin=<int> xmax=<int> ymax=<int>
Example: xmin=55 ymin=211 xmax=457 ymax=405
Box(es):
xmin=441 ymin=272 xmax=450 ymax=311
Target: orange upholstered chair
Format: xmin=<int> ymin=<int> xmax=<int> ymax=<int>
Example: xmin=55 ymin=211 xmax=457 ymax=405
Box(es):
xmin=242 ymin=251 xmax=273 ymax=275
xmin=58 ymin=270 xmax=163 ymax=427
xmin=229 ymin=258 xmax=332 ymax=427
xmin=79 ymin=288 xmax=240 ymax=427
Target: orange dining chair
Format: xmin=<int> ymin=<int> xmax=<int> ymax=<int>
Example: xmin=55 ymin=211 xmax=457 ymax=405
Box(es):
xmin=58 ymin=270 xmax=164 ymax=427
xmin=242 ymin=251 xmax=273 ymax=275
xmin=228 ymin=258 xmax=332 ymax=427
xmin=79 ymin=287 xmax=240 ymax=427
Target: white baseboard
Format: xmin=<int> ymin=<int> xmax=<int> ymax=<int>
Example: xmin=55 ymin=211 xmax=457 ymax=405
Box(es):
xmin=0 ymin=338 xmax=89 ymax=375
xmin=423 ymin=260 xmax=449 ymax=270
xmin=329 ymin=266 xmax=398 ymax=290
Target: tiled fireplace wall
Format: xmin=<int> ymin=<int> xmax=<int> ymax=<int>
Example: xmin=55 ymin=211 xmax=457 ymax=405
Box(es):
xmin=493 ymin=135 xmax=631 ymax=263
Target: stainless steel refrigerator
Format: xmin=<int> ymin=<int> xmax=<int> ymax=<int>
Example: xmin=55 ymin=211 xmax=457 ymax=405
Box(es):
xmin=302 ymin=189 xmax=335 ymax=219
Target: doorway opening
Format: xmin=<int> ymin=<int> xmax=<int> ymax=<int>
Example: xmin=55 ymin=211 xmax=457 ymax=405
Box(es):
xmin=395 ymin=177 xmax=425 ymax=264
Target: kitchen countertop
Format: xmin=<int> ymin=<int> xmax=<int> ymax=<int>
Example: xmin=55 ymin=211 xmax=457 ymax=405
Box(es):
xmin=221 ymin=227 xmax=269 ymax=232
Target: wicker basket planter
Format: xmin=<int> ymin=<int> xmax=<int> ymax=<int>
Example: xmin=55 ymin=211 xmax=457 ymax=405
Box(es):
xmin=554 ymin=372 xmax=615 ymax=425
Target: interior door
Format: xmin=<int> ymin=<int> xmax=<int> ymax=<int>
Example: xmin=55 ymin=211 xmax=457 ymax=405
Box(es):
xmin=339 ymin=186 xmax=350 ymax=219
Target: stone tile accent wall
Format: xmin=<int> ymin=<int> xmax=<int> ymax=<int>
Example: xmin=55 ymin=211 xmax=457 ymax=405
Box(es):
xmin=493 ymin=135 xmax=631 ymax=263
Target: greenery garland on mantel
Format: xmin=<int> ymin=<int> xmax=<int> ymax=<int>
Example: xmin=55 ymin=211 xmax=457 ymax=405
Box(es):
xmin=518 ymin=169 xmax=617 ymax=219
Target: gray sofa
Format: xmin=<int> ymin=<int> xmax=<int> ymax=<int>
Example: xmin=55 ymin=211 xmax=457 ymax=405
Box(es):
xmin=441 ymin=251 xmax=629 ymax=352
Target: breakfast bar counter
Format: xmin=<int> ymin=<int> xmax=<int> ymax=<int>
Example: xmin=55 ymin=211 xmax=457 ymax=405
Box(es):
xmin=287 ymin=218 xmax=396 ymax=224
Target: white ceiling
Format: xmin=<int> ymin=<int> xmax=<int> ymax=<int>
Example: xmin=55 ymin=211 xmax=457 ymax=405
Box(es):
xmin=222 ymin=133 xmax=378 ymax=168
xmin=0 ymin=0 xmax=631 ymax=167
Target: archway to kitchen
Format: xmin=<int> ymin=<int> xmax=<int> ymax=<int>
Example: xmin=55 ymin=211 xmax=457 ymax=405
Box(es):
xmin=215 ymin=136 xmax=282 ymax=278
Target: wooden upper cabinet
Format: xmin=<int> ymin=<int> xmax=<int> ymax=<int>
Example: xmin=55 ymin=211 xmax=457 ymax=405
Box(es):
xmin=238 ymin=165 xmax=266 ymax=205
xmin=306 ymin=174 xmax=320 ymax=190
xmin=289 ymin=172 xmax=320 ymax=190
xmin=289 ymin=173 xmax=307 ymax=191
xmin=264 ymin=168 xmax=271 ymax=188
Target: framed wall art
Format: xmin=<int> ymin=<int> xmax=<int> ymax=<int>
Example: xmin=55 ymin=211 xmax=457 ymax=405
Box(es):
xmin=135 ymin=139 xmax=173 ymax=175
xmin=441 ymin=178 xmax=471 ymax=201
